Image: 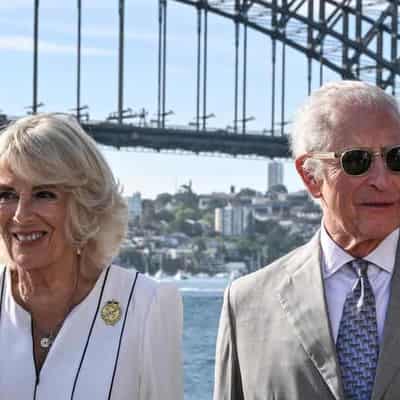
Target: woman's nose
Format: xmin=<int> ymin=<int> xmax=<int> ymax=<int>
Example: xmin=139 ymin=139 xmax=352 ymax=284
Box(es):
xmin=13 ymin=197 xmax=33 ymax=223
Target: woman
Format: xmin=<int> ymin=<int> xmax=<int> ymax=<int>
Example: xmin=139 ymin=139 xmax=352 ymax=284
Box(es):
xmin=0 ymin=114 xmax=183 ymax=399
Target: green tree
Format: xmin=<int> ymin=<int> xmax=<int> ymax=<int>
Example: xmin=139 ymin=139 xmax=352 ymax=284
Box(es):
xmin=193 ymin=237 xmax=206 ymax=252
xmin=174 ymin=183 xmax=198 ymax=209
xmin=254 ymin=220 xmax=306 ymax=264
xmin=237 ymin=187 xmax=257 ymax=197
xmin=175 ymin=207 xmax=200 ymax=221
xmin=206 ymin=198 xmax=227 ymax=210
xmin=155 ymin=209 xmax=174 ymax=223
xmin=236 ymin=238 xmax=258 ymax=258
xmin=141 ymin=199 xmax=156 ymax=227
xmin=154 ymin=192 xmax=173 ymax=209
xmin=169 ymin=207 xmax=202 ymax=236
xmin=200 ymin=211 xmax=214 ymax=229
xmin=118 ymin=247 xmax=145 ymax=271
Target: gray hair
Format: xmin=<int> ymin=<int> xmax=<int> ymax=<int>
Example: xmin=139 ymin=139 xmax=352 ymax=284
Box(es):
xmin=290 ymin=80 xmax=400 ymax=178
xmin=0 ymin=113 xmax=128 ymax=275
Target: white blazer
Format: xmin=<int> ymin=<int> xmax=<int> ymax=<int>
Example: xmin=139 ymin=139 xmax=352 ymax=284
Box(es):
xmin=0 ymin=264 xmax=183 ymax=400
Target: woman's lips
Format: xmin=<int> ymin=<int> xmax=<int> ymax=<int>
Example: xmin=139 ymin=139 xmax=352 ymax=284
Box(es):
xmin=12 ymin=231 xmax=47 ymax=242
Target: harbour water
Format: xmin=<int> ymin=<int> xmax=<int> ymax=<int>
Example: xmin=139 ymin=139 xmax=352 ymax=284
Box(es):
xmin=174 ymin=277 xmax=228 ymax=400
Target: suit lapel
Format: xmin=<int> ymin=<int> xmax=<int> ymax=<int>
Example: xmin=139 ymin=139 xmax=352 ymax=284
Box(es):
xmin=372 ymin=238 xmax=400 ymax=400
xmin=277 ymin=233 xmax=344 ymax=400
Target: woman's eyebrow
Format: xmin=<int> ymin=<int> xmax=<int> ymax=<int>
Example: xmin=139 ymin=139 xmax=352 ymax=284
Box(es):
xmin=0 ymin=184 xmax=60 ymax=191
xmin=32 ymin=184 xmax=58 ymax=191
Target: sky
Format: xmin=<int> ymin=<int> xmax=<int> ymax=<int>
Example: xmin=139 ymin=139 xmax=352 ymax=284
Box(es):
xmin=0 ymin=0 xmax=364 ymax=199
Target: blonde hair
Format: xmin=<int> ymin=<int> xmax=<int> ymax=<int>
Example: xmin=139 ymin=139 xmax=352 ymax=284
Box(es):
xmin=0 ymin=113 xmax=128 ymax=275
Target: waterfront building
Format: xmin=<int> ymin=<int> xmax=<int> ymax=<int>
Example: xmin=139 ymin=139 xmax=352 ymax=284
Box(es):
xmin=214 ymin=204 xmax=252 ymax=236
xmin=222 ymin=204 xmax=234 ymax=236
xmin=267 ymin=161 xmax=284 ymax=189
xmin=214 ymin=207 xmax=223 ymax=233
xmin=127 ymin=192 xmax=142 ymax=222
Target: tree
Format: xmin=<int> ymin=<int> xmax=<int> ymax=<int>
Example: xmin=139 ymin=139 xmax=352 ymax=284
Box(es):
xmin=155 ymin=209 xmax=174 ymax=223
xmin=193 ymin=237 xmax=206 ymax=252
xmin=254 ymin=219 xmax=282 ymax=236
xmin=154 ymin=192 xmax=173 ymax=210
xmin=200 ymin=211 xmax=214 ymax=230
xmin=206 ymin=198 xmax=227 ymax=210
xmin=237 ymin=187 xmax=257 ymax=197
xmin=254 ymin=220 xmax=307 ymax=264
xmin=168 ymin=206 xmax=203 ymax=236
xmin=236 ymin=238 xmax=258 ymax=258
xmin=118 ymin=247 xmax=145 ymax=271
xmin=174 ymin=183 xmax=198 ymax=209
xmin=175 ymin=207 xmax=199 ymax=221
xmin=140 ymin=199 xmax=156 ymax=227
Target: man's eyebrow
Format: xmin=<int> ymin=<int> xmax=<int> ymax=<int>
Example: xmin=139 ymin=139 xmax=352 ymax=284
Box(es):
xmin=0 ymin=185 xmax=14 ymax=191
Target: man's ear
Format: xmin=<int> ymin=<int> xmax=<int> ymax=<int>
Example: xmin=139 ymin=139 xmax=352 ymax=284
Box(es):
xmin=295 ymin=156 xmax=322 ymax=199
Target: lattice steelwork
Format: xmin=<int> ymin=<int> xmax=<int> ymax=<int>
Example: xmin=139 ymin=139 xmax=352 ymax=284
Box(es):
xmin=166 ymin=0 xmax=400 ymax=136
xmin=13 ymin=1 xmax=400 ymax=158
xmin=172 ymin=1 xmax=399 ymax=86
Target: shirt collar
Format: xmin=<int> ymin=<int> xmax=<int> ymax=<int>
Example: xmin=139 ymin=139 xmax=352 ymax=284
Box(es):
xmin=320 ymin=224 xmax=399 ymax=278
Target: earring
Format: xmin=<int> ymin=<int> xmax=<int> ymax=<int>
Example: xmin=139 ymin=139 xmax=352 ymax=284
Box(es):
xmin=77 ymin=248 xmax=81 ymax=256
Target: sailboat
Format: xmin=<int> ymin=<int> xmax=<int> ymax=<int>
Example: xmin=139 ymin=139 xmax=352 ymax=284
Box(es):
xmin=173 ymin=270 xmax=189 ymax=280
xmin=153 ymin=253 xmax=168 ymax=280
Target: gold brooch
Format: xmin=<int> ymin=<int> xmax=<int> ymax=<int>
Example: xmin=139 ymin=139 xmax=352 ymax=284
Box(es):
xmin=101 ymin=300 xmax=122 ymax=326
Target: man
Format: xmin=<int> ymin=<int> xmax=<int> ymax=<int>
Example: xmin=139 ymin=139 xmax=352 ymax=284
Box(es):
xmin=213 ymin=81 xmax=400 ymax=400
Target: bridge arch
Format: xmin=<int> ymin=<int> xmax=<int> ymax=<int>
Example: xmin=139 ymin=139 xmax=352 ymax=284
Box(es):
xmin=171 ymin=1 xmax=399 ymax=91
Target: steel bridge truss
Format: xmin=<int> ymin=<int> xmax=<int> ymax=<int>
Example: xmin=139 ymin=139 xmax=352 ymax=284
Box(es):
xmin=163 ymin=0 xmax=400 ymax=134
xmin=24 ymin=1 xmax=400 ymax=158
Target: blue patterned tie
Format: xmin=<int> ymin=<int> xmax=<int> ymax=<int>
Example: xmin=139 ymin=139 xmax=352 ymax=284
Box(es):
xmin=336 ymin=259 xmax=379 ymax=400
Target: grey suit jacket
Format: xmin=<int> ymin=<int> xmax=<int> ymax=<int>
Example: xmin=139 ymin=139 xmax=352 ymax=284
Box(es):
xmin=213 ymin=232 xmax=400 ymax=400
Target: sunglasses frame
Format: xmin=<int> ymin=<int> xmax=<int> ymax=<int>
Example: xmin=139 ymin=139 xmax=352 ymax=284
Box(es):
xmin=306 ymin=145 xmax=400 ymax=176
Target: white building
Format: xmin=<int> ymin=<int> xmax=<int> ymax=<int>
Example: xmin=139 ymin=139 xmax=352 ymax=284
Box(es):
xmin=268 ymin=161 xmax=284 ymax=189
xmin=127 ymin=192 xmax=142 ymax=221
xmin=215 ymin=204 xmax=252 ymax=236
xmin=214 ymin=208 xmax=224 ymax=233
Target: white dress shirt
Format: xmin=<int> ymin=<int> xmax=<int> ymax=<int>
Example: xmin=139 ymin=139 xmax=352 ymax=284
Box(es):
xmin=320 ymin=225 xmax=398 ymax=344
xmin=0 ymin=264 xmax=183 ymax=400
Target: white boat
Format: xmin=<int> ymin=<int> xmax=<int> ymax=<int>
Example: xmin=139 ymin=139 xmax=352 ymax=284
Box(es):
xmin=215 ymin=272 xmax=229 ymax=279
xmin=154 ymin=269 xmax=169 ymax=280
xmin=174 ymin=270 xmax=190 ymax=280
xmin=229 ymin=270 xmax=245 ymax=282
xmin=195 ymin=272 xmax=210 ymax=279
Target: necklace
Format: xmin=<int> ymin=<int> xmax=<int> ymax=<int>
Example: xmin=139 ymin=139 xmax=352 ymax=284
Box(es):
xmin=36 ymin=319 xmax=65 ymax=349
xmin=34 ymin=268 xmax=80 ymax=350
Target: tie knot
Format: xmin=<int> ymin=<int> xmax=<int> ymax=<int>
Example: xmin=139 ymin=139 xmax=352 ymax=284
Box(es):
xmin=351 ymin=259 xmax=368 ymax=277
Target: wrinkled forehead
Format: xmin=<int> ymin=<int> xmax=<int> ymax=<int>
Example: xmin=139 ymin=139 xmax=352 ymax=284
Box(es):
xmin=326 ymin=103 xmax=400 ymax=150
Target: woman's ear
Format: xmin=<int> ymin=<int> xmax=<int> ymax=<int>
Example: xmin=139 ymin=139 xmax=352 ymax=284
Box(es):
xmin=295 ymin=156 xmax=322 ymax=199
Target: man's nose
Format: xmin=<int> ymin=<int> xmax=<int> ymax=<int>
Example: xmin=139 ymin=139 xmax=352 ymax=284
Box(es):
xmin=367 ymin=155 xmax=391 ymax=189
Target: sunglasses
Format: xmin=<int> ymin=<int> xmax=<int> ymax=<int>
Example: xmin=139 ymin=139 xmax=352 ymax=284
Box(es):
xmin=307 ymin=145 xmax=400 ymax=176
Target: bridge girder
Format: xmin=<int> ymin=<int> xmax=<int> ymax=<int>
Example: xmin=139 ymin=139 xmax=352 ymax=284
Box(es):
xmin=82 ymin=122 xmax=289 ymax=159
xmin=172 ymin=0 xmax=400 ymax=92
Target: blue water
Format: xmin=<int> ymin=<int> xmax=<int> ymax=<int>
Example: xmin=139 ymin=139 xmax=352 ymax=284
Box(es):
xmin=175 ymin=277 xmax=228 ymax=400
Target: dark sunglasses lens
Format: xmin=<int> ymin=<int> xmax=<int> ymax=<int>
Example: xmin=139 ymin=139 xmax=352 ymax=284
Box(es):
xmin=386 ymin=146 xmax=400 ymax=172
xmin=341 ymin=150 xmax=371 ymax=175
